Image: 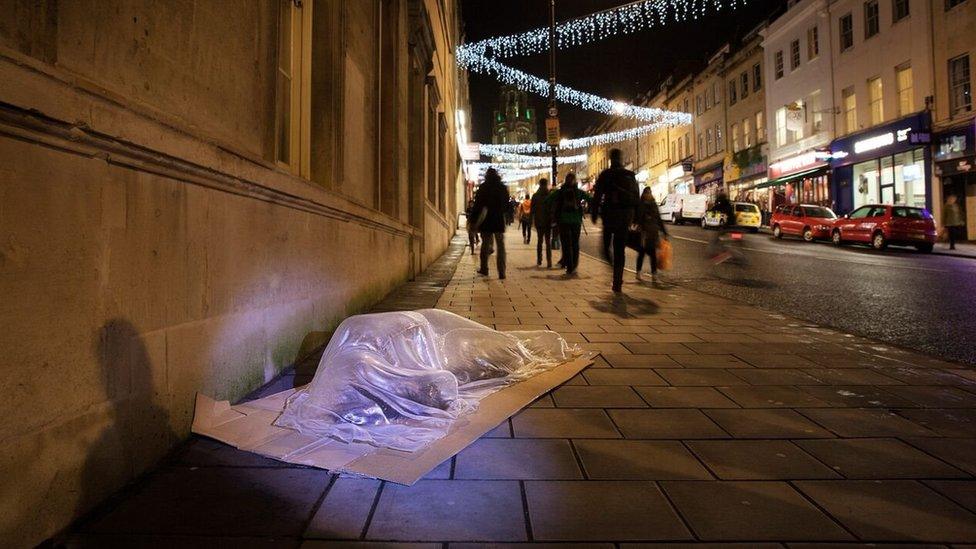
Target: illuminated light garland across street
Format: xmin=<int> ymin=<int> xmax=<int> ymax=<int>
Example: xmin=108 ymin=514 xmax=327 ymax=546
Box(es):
xmin=471 ymin=154 xmax=587 ymax=170
xmin=457 ymin=0 xmax=742 ymax=122
xmin=479 ymin=121 xmax=665 ymax=155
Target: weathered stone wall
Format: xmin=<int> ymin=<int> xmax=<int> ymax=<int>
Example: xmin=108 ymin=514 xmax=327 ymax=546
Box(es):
xmin=0 ymin=0 xmax=461 ymax=546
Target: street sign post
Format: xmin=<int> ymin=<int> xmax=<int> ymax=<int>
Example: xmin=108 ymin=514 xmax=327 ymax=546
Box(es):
xmin=546 ymin=117 xmax=561 ymax=147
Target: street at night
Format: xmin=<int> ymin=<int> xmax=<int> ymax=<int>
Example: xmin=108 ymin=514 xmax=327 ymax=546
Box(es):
xmin=580 ymin=222 xmax=976 ymax=365
xmin=5 ymin=0 xmax=976 ymax=547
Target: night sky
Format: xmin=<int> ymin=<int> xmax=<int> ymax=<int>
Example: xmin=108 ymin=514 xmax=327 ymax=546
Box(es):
xmin=461 ymin=0 xmax=784 ymax=144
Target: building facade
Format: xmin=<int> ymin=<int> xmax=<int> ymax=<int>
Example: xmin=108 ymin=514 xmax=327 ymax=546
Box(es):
xmin=0 ymin=1 xmax=465 ymax=546
xmin=762 ymin=0 xmax=836 ymax=211
xmin=693 ymin=46 xmax=731 ymax=201
xmin=667 ymin=76 xmax=698 ymax=195
xmin=931 ymin=0 xmax=976 ymax=237
xmin=722 ymin=32 xmax=770 ymax=217
xmin=826 ymin=0 xmax=934 ymax=214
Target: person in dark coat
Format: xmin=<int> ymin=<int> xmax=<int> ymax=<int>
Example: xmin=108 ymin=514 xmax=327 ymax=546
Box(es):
xmin=635 ymin=187 xmax=668 ymax=281
xmin=530 ymin=178 xmax=553 ymax=267
xmin=591 ymin=148 xmax=640 ymax=292
xmin=472 ymin=167 xmax=510 ymax=279
xmin=548 ymin=173 xmax=591 ymax=275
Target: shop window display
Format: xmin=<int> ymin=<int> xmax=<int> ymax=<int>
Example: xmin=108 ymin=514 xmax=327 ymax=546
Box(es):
xmin=853 ymin=149 xmax=926 ymax=209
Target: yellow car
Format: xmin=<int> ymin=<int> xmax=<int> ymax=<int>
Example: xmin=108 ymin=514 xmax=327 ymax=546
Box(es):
xmin=733 ymin=202 xmax=762 ymax=232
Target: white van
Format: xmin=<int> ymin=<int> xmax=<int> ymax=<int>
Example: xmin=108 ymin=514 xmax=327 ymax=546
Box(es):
xmin=661 ymin=193 xmax=709 ymax=224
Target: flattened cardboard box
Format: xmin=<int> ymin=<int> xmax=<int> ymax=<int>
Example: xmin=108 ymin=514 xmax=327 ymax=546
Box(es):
xmin=191 ymin=355 xmax=593 ymax=484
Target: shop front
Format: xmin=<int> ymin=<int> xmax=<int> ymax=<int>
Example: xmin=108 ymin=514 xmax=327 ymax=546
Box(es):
xmin=694 ymin=163 xmax=724 ymax=202
xmin=668 ymin=160 xmax=694 ymax=195
xmin=725 ymin=146 xmax=769 ymax=222
xmin=753 ymin=150 xmax=832 ymax=219
xmin=829 ymin=112 xmax=932 ymax=215
xmin=934 ymin=122 xmax=975 ymax=239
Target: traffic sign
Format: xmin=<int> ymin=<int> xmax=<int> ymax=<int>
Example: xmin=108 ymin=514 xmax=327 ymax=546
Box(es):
xmin=546 ymin=117 xmax=560 ymax=146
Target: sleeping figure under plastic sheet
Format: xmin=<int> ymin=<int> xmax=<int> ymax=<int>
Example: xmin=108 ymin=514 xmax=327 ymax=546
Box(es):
xmin=274 ymin=309 xmax=579 ymax=452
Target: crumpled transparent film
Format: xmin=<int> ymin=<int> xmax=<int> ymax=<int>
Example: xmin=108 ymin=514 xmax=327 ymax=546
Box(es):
xmin=274 ymin=309 xmax=579 ymax=452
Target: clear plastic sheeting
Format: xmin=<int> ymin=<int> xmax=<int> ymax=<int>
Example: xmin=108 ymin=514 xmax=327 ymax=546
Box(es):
xmin=274 ymin=309 xmax=579 ymax=452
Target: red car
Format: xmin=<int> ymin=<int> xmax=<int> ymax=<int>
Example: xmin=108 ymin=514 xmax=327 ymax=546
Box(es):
xmin=771 ymin=204 xmax=838 ymax=242
xmin=831 ymin=204 xmax=937 ymax=252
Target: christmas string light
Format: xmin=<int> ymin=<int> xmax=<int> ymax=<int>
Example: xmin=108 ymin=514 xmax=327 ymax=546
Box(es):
xmin=480 ymin=121 xmax=668 ymax=155
xmin=471 ymin=153 xmax=588 ymax=169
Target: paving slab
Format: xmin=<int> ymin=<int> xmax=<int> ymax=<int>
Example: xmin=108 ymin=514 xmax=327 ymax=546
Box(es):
xmin=574 ymin=440 xmax=713 ymax=480
xmin=704 ymin=409 xmax=835 ymax=439
xmin=661 ymin=481 xmax=852 ymax=541
xmin=305 ymin=478 xmax=380 ymax=539
xmin=894 ymin=408 xmax=976 ymax=437
xmin=798 ymin=409 xmax=936 ymax=437
xmin=511 ymin=408 xmax=621 ymax=438
xmin=635 ymin=386 xmax=740 ymax=408
xmin=686 ymin=440 xmax=841 ymax=480
xmin=795 ymin=438 xmax=968 ymax=479
xmin=583 ymin=368 xmax=669 ymax=386
xmin=925 ymin=480 xmax=976 ymax=514
xmin=602 ymin=353 xmax=682 ymax=368
xmin=904 ymin=438 xmax=976 ymax=475
xmin=453 ymin=438 xmax=582 ymax=480
xmin=795 ymin=480 xmax=976 ymax=542
xmin=717 ymin=386 xmax=832 ymax=408
xmin=367 ymin=480 xmax=526 ymax=541
xmin=656 ymin=369 xmax=751 ymax=386
xmin=524 ymin=481 xmax=692 ymax=541
xmin=608 ymin=409 xmax=728 ymax=439
xmin=552 ymin=385 xmax=647 ymax=408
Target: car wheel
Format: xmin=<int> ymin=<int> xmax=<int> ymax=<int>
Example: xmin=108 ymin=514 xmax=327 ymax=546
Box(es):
xmin=916 ymin=243 xmax=934 ymax=253
xmin=831 ymin=229 xmax=844 ymax=246
xmin=701 ymin=217 xmax=707 ymax=229
xmin=772 ymin=225 xmax=782 ymax=239
xmin=802 ymin=227 xmax=814 ymax=242
xmin=675 ymin=211 xmax=683 ymax=225
xmin=871 ymin=231 xmax=888 ymax=250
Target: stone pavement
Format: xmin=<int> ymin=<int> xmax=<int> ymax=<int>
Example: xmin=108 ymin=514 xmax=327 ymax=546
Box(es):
xmin=60 ymin=231 xmax=976 ymax=547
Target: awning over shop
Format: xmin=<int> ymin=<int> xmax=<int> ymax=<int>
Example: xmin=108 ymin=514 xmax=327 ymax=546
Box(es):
xmin=751 ymin=166 xmax=828 ymax=190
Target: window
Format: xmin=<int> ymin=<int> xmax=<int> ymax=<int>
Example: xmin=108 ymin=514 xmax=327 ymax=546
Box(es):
xmin=743 ymin=117 xmax=752 ymax=147
xmin=949 ymin=54 xmax=972 ymax=115
xmin=868 ymin=76 xmax=884 ymax=124
xmin=755 ymin=111 xmax=765 ymax=141
xmin=715 ymin=124 xmax=723 ymax=152
xmin=946 ymin=0 xmax=966 ymax=9
xmin=807 ymin=26 xmax=819 ymax=60
xmin=892 ymin=0 xmax=909 ymax=21
xmin=684 ymin=98 xmax=690 ymax=113
xmin=685 ymin=133 xmax=691 ymax=158
xmin=672 ymin=140 xmax=677 ymax=161
xmin=843 ymin=87 xmax=857 ymax=132
xmin=896 ymin=64 xmax=913 ymax=116
xmin=790 ymin=39 xmax=801 ymax=70
xmin=698 ymin=132 xmax=705 ymax=157
xmin=840 ymin=13 xmax=854 ymax=51
xmin=706 ymin=128 xmax=714 ymax=156
xmin=729 ymin=80 xmax=737 ymax=105
xmin=740 ymin=72 xmax=749 ymax=98
xmin=731 ymin=123 xmax=740 ymax=152
xmin=810 ymin=90 xmax=823 ymax=132
xmin=275 ymin=0 xmax=305 ymax=172
xmin=713 ymin=81 xmax=721 ymax=106
xmin=775 ymin=107 xmax=787 ymax=146
xmin=753 ymin=63 xmax=762 ymax=91
xmin=864 ymin=0 xmax=879 ymax=38
xmin=696 ymin=94 xmax=703 ymax=115
xmin=775 ymin=51 xmax=784 ymax=79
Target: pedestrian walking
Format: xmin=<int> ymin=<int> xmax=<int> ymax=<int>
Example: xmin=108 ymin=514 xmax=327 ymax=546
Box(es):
xmin=591 ymin=148 xmax=640 ymax=292
xmin=531 ymin=178 xmax=553 ymax=267
xmin=635 ymin=187 xmax=668 ymax=281
xmin=942 ymin=194 xmax=965 ymax=250
xmin=472 ymin=168 xmax=509 ymax=279
xmin=550 ymin=173 xmax=591 ymax=275
xmin=518 ymin=194 xmax=533 ymax=244
xmin=505 ymin=197 xmax=517 ymax=226
xmin=465 ymin=198 xmax=480 ymax=255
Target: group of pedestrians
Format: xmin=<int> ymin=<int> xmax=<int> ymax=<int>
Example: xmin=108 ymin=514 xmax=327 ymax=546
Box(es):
xmin=467 ymin=149 xmax=668 ymax=292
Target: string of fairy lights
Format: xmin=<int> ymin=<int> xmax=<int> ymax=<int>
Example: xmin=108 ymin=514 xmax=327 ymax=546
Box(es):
xmin=460 ymin=0 xmax=743 ymax=171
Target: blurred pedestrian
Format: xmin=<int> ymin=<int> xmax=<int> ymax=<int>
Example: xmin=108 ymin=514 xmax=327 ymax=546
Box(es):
xmin=943 ymin=194 xmax=965 ymax=251
xmin=551 ymin=173 xmax=590 ymax=275
xmin=531 ymin=178 xmax=553 ymax=267
xmin=592 ymin=148 xmax=640 ymax=292
xmin=518 ymin=194 xmax=533 ymax=244
xmin=506 ymin=197 xmax=517 ymax=226
xmin=635 ymin=187 xmax=668 ymax=281
xmin=472 ymin=168 xmax=509 ymax=279
xmin=464 ymin=198 xmax=480 ymax=255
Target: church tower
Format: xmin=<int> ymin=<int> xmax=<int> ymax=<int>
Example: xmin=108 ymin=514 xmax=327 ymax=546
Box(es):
xmin=491 ymin=85 xmax=538 ymax=145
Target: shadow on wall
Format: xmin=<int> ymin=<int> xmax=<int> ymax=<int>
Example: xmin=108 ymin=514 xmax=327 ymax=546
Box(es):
xmin=72 ymin=319 xmax=178 ymax=533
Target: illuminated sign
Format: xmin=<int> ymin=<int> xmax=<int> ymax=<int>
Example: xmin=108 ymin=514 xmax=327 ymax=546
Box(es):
xmin=853 ymin=132 xmax=895 ymax=153
xmin=768 ymin=151 xmax=830 ymax=178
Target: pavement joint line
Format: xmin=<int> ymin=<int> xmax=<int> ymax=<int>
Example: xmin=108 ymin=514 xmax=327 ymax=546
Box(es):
xmin=360 ymin=479 xmax=386 ymax=540
xmin=300 ymin=473 xmax=337 ymax=541
xmin=518 ymin=479 xmax=534 ymax=541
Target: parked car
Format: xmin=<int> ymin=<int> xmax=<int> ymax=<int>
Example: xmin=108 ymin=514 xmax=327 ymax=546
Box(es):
xmin=701 ymin=208 xmax=726 ymax=229
xmin=733 ymin=202 xmax=762 ymax=232
xmin=771 ymin=204 xmax=838 ymax=242
xmin=661 ymin=193 xmax=708 ymax=225
xmin=830 ymin=204 xmax=936 ymax=252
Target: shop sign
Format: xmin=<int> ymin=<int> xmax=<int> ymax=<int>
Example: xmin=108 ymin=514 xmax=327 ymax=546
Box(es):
xmin=768 ymin=151 xmax=829 ymax=179
xmin=936 ymin=158 xmax=974 ymax=177
xmin=461 ymin=142 xmax=481 ymax=161
xmin=934 ymin=125 xmax=974 ymax=162
xmin=695 ymin=166 xmax=723 ymax=187
xmin=830 ymin=112 xmax=931 ymax=166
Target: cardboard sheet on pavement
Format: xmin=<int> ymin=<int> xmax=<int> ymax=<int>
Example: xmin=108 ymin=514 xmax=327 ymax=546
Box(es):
xmin=191 ymin=354 xmax=593 ymax=484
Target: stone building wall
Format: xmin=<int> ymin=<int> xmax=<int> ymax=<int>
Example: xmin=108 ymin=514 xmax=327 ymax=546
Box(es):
xmin=0 ymin=0 xmax=463 ymax=546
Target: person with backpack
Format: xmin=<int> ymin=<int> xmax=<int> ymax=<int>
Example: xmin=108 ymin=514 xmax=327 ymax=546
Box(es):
xmin=549 ymin=173 xmax=591 ymax=275
xmin=472 ymin=168 xmax=510 ymax=279
xmin=591 ymin=148 xmax=640 ymax=292
xmin=530 ymin=178 xmax=553 ymax=268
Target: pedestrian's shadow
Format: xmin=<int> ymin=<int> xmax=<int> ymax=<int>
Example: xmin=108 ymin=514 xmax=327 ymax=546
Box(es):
xmin=71 ymin=319 xmax=177 ymax=533
xmin=589 ymin=293 xmax=660 ymax=317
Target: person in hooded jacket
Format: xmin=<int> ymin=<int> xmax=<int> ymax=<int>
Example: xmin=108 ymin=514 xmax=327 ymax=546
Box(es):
xmin=591 ymin=148 xmax=640 ymax=292
xmin=530 ymin=178 xmax=553 ymax=267
xmin=635 ymin=187 xmax=668 ymax=281
xmin=472 ymin=167 xmax=510 ymax=279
